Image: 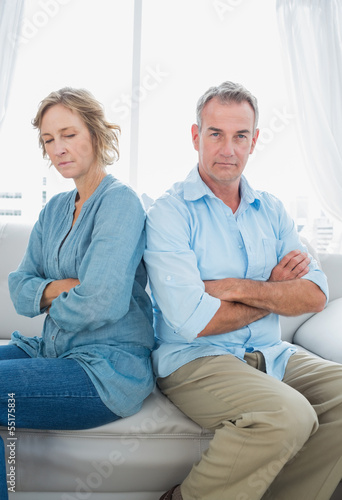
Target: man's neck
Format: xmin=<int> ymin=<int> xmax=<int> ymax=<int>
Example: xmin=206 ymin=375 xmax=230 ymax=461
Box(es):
xmin=219 ymin=190 xmax=241 ymax=213
xmin=204 ymin=177 xmax=241 ymax=212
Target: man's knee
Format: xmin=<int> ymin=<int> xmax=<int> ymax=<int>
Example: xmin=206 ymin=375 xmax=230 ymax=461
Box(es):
xmin=235 ymin=390 xmax=319 ymax=457
xmin=271 ymin=391 xmax=318 ymax=453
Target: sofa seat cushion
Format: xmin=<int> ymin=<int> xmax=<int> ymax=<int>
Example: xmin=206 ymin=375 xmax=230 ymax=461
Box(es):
xmin=0 ymin=388 xmax=212 ymax=495
xmin=293 ymin=298 xmax=342 ymax=363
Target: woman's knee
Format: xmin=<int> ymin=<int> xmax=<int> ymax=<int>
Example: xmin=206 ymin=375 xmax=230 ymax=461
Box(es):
xmin=0 ymin=345 xmax=29 ymax=361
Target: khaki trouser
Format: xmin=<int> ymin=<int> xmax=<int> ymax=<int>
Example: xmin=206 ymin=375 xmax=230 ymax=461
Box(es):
xmin=158 ymin=351 xmax=342 ymax=500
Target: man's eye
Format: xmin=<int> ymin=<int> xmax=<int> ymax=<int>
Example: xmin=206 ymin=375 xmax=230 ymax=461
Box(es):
xmin=237 ymin=134 xmax=247 ymax=139
xmin=211 ymin=132 xmax=219 ymax=137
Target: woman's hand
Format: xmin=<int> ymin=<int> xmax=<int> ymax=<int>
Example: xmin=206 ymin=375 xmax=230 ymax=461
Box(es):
xmin=40 ymin=278 xmax=80 ymax=311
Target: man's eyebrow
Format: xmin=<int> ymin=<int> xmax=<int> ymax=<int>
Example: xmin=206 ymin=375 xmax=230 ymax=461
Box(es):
xmin=41 ymin=126 xmax=75 ymax=137
xmin=236 ymin=129 xmax=251 ymax=134
xmin=206 ymin=127 xmax=252 ymax=134
xmin=207 ymin=126 xmax=223 ymax=133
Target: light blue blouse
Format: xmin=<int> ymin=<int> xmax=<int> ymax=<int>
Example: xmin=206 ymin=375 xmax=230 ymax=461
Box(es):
xmin=145 ymin=166 xmax=329 ymax=381
xmin=8 ymin=175 xmax=154 ymax=417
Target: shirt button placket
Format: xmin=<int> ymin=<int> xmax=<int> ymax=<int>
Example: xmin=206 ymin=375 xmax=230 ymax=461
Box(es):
xmin=46 ymin=328 xmax=58 ymax=358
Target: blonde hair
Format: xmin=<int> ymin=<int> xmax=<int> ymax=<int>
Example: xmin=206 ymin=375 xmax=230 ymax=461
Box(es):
xmin=32 ymin=87 xmax=120 ymax=167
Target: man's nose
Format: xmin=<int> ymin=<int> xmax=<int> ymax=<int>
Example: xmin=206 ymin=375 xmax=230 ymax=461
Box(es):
xmin=220 ymin=138 xmax=234 ymax=156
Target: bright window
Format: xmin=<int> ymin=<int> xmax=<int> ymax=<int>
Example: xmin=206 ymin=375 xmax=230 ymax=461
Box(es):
xmin=1 ymin=0 xmax=340 ymax=251
xmin=0 ymin=0 xmax=134 ymax=220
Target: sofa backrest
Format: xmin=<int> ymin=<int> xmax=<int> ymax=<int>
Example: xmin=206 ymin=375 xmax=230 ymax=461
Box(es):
xmin=0 ymin=221 xmax=341 ymax=344
xmin=0 ymin=222 xmax=44 ymax=340
xmin=319 ymin=252 xmax=342 ymax=302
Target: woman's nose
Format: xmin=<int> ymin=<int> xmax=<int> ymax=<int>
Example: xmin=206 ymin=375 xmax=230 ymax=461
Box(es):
xmin=53 ymin=139 xmax=67 ymax=156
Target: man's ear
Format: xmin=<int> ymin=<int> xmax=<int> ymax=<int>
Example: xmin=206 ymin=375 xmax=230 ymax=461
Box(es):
xmin=191 ymin=123 xmax=200 ymax=152
xmin=249 ymin=128 xmax=259 ymax=154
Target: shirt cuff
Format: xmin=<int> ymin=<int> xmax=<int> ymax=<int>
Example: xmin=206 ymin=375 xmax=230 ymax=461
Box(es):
xmin=34 ymin=278 xmax=54 ymax=316
xmin=302 ymin=270 xmax=329 ymax=304
xmin=175 ymin=293 xmax=221 ymax=342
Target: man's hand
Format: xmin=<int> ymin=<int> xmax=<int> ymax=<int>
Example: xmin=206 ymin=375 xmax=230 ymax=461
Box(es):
xmin=268 ymin=250 xmax=310 ymax=282
xmin=201 ymin=249 xmax=325 ymax=329
xmin=204 ymin=250 xmax=310 ymax=300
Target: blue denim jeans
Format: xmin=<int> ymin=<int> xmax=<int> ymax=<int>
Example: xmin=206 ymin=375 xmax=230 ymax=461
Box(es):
xmin=0 ymin=345 xmax=120 ymax=498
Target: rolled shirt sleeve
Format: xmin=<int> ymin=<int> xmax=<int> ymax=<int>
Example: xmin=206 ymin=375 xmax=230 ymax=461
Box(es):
xmin=8 ymin=211 xmax=54 ymax=318
xmin=145 ymin=194 xmax=220 ymax=342
xmin=268 ymin=193 xmax=329 ymax=303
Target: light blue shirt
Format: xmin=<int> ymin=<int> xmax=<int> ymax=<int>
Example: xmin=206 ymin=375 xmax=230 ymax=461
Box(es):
xmin=8 ymin=175 xmax=154 ymax=417
xmin=144 ymin=166 xmax=329 ymax=380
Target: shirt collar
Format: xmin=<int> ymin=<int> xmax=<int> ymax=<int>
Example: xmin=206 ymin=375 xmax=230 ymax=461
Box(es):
xmin=239 ymin=175 xmax=261 ymax=210
xmin=183 ymin=165 xmax=261 ymax=210
xmin=183 ymin=165 xmax=215 ymax=201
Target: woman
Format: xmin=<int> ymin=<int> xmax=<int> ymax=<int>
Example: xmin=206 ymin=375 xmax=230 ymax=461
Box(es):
xmin=0 ymin=88 xmax=154 ymax=496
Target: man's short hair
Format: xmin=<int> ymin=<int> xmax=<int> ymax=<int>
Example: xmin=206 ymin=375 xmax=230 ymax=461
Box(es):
xmin=196 ymin=81 xmax=259 ymax=133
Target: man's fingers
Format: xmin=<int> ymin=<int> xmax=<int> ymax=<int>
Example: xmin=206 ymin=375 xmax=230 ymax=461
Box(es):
xmin=282 ymin=251 xmax=309 ymax=272
xmin=295 ymin=267 xmax=310 ymax=279
xmin=279 ymin=249 xmax=302 ymax=269
xmin=293 ymin=256 xmax=310 ymax=273
xmin=269 ymin=250 xmax=310 ymax=282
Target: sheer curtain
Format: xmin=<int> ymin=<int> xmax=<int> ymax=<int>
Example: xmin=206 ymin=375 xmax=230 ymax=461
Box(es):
xmin=0 ymin=0 xmax=25 ymax=129
xmin=276 ymin=0 xmax=342 ymax=222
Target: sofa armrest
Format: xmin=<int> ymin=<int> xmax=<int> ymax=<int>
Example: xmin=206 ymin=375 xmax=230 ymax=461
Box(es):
xmin=319 ymin=253 xmax=342 ymax=302
xmin=293 ymin=298 xmax=342 ymax=363
xmin=279 ymin=312 xmax=314 ymax=344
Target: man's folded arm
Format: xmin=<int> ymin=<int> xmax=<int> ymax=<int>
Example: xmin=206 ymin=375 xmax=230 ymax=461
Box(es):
xmin=206 ymin=278 xmax=326 ymax=318
xmin=197 ymin=300 xmax=269 ymax=337
xmin=198 ymin=250 xmax=324 ymax=338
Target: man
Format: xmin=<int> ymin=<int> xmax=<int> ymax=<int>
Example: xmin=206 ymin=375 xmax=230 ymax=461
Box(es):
xmin=144 ymin=81 xmax=342 ymax=500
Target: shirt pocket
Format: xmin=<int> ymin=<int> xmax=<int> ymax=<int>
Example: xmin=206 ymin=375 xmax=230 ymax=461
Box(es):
xmin=261 ymin=238 xmax=282 ymax=279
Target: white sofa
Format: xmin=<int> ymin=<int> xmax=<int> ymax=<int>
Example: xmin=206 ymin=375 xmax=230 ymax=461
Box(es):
xmin=0 ymin=221 xmax=341 ymax=500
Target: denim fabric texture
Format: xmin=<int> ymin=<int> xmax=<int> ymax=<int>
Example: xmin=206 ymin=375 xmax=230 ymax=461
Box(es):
xmin=145 ymin=166 xmax=329 ymax=380
xmin=0 ymin=345 xmax=121 ymax=500
xmin=8 ymin=175 xmax=154 ymax=417
xmin=0 ymin=345 xmax=120 ymax=429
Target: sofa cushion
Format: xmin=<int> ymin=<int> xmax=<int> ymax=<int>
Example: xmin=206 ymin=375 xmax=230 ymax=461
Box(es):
xmin=293 ymin=298 xmax=342 ymax=363
xmin=0 ymin=388 xmax=212 ymax=496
